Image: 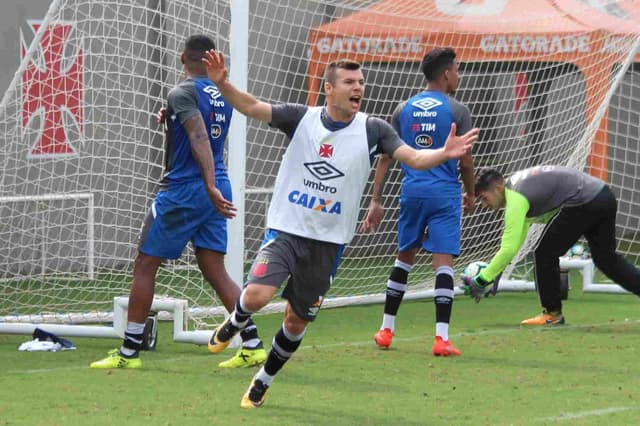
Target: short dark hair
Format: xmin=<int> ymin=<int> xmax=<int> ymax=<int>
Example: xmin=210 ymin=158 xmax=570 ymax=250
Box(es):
xmin=475 ymin=168 xmax=504 ymax=196
xmin=324 ymin=59 xmax=361 ymax=84
xmin=421 ymin=48 xmax=457 ymax=81
xmin=183 ymin=34 xmax=216 ymax=63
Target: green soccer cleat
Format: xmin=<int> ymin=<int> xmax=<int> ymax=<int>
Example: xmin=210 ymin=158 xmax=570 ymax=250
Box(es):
xmin=90 ymin=349 xmax=141 ymax=369
xmin=218 ymin=347 xmax=267 ymax=368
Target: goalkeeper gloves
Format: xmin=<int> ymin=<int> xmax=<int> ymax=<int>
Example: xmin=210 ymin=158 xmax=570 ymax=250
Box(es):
xmin=461 ymin=273 xmax=501 ymax=303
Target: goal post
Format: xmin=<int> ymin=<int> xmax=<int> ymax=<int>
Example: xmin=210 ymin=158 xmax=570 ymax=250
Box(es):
xmin=0 ymin=0 xmax=639 ymax=341
xmin=226 ymin=0 xmax=249 ymax=287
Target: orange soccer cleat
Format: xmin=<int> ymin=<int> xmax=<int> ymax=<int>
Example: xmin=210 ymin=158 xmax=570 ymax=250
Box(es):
xmin=373 ymin=328 xmax=394 ymax=349
xmin=432 ymin=336 xmax=461 ymax=357
xmin=520 ymin=310 xmax=565 ymax=325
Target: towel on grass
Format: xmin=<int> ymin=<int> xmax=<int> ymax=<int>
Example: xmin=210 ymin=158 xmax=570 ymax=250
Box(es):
xmin=18 ymin=328 xmax=76 ymax=352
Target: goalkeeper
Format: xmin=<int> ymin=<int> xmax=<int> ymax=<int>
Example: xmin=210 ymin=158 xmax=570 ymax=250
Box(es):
xmin=464 ymin=166 xmax=640 ymax=324
xmin=90 ymin=35 xmax=266 ymax=369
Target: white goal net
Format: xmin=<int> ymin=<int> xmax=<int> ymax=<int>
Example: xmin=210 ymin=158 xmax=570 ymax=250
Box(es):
xmin=0 ymin=0 xmax=638 ymax=335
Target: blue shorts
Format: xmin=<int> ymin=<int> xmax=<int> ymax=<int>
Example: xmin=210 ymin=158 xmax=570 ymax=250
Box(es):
xmin=397 ymin=196 xmax=461 ymax=256
xmin=138 ymin=178 xmax=231 ymax=259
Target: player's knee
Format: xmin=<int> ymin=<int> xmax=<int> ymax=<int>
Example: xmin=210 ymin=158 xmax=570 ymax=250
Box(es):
xmin=202 ymin=268 xmax=231 ymax=289
xmin=283 ymin=312 xmax=307 ymax=336
xmin=242 ymin=284 xmax=275 ymax=311
xmin=133 ymin=253 xmax=161 ymax=276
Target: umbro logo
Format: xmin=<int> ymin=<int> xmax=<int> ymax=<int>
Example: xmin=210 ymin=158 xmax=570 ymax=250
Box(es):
xmin=203 ymin=85 xmax=222 ymax=99
xmin=304 ymin=161 xmax=345 ymax=181
xmin=411 ymin=97 xmax=443 ymax=111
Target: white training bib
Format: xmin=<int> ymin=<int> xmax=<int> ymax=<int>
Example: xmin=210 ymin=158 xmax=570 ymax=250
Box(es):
xmin=267 ymin=107 xmax=371 ymax=244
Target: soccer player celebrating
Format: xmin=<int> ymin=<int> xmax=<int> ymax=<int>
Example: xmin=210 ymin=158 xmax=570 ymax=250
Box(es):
xmin=90 ymin=35 xmax=266 ymax=370
xmin=362 ymin=48 xmax=474 ymax=356
xmin=201 ymin=50 xmax=479 ymax=408
xmin=465 ymin=165 xmax=640 ymax=324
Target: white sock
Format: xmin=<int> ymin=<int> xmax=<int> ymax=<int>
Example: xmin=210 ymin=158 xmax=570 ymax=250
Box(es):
xmin=381 ymin=314 xmax=396 ymax=331
xmin=242 ymin=338 xmax=261 ymax=349
xmin=436 ymin=322 xmax=449 ymax=341
xmin=255 ymin=367 xmax=275 ymax=386
xmin=126 ymin=321 xmax=145 ymax=335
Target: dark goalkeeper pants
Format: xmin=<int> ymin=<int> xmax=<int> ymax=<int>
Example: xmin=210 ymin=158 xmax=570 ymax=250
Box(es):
xmin=534 ymin=185 xmax=640 ymax=313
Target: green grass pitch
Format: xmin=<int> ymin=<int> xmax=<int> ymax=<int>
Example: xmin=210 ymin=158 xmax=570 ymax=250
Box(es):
xmin=2 ymin=289 xmax=640 ymax=425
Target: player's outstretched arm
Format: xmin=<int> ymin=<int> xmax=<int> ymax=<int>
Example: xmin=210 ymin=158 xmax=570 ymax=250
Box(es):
xmin=443 ymin=123 xmax=478 ymax=159
xmin=393 ymin=123 xmax=479 ymax=170
xmin=202 ymin=50 xmax=273 ymax=123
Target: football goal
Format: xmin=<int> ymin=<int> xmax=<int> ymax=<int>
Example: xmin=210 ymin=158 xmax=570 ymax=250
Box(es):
xmin=0 ymin=0 xmax=638 ymax=343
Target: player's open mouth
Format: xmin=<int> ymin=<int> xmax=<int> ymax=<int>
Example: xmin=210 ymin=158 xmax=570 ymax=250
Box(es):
xmin=349 ymin=96 xmax=361 ymax=107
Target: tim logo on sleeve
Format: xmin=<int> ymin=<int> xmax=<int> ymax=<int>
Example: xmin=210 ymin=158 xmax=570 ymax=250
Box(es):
xmin=21 ymin=21 xmax=84 ymax=158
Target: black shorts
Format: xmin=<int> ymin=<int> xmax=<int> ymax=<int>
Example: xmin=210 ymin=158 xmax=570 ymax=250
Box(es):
xmin=246 ymin=230 xmax=344 ymax=321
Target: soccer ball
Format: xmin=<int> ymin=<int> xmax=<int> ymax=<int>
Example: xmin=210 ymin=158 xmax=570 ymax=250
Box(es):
xmin=463 ymin=261 xmax=488 ymax=277
xmin=567 ymin=243 xmax=585 ymax=257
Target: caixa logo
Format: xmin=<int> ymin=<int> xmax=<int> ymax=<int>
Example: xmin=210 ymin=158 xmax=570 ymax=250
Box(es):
xmin=287 ymin=191 xmax=342 ymax=215
xmin=415 ymin=134 xmax=433 ymax=148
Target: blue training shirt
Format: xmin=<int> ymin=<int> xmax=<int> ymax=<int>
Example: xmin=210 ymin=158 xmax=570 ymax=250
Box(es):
xmin=163 ymin=76 xmax=232 ymax=185
xmin=393 ymin=90 xmax=472 ymax=198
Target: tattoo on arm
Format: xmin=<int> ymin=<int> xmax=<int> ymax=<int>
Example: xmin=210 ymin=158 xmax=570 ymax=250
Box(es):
xmin=184 ymin=114 xmax=215 ymax=188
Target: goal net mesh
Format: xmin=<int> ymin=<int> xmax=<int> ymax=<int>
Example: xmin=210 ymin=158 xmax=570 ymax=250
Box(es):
xmin=1 ymin=0 xmax=638 ymax=328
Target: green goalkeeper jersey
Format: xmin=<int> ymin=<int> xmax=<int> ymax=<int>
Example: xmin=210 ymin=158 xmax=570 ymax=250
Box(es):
xmin=479 ymin=165 xmax=605 ymax=282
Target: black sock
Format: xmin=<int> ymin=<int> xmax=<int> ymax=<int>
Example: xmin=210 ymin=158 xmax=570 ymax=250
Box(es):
xmin=232 ymin=297 xmax=252 ymax=325
xmin=240 ymin=318 xmax=263 ymax=349
xmin=263 ymin=325 xmax=304 ymax=376
xmin=218 ymin=298 xmax=253 ymax=341
xmin=434 ymin=270 xmax=454 ymax=324
xmin=121 ymin=331 xmax=143 ymax=357
xmin=384 ymin=265 xmax=409 ymax=316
